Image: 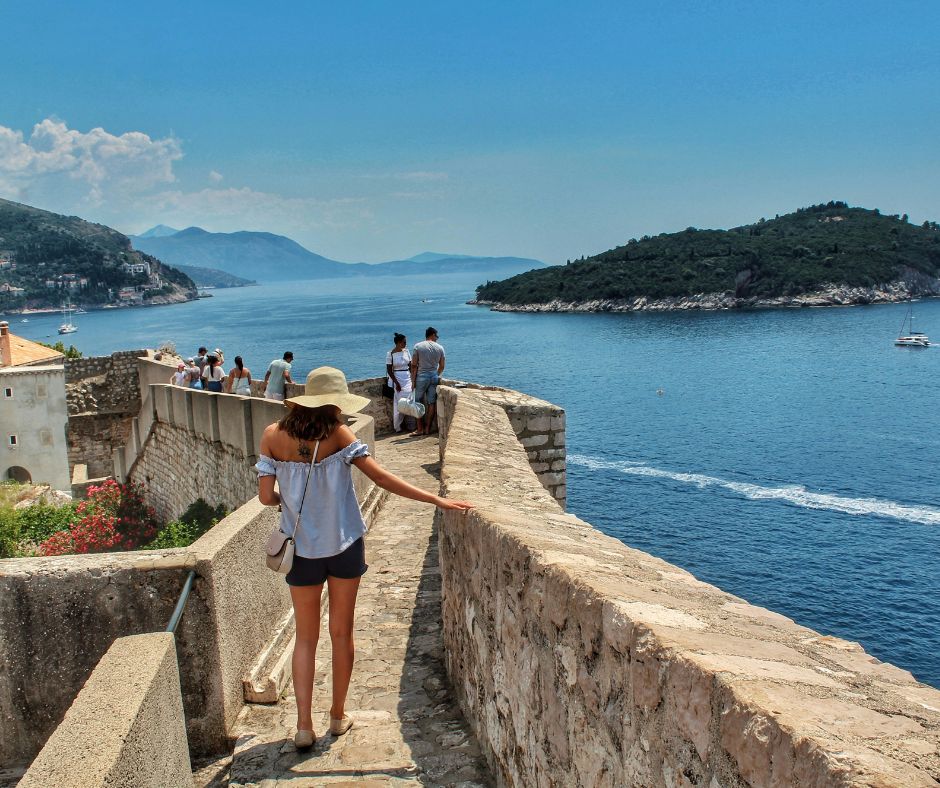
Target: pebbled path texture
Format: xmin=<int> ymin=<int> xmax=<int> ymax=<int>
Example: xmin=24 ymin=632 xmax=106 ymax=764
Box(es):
xmin=219 ymin=432 xmax=491 ymax=787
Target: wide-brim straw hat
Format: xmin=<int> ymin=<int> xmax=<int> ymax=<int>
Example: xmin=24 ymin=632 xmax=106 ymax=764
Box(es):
xmin=286 ymin=366 xmax=371 ymax=413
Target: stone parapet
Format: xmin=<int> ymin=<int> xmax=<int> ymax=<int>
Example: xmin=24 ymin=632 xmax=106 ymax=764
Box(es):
xmin=0 ymin=401 xmax=378 ymax=769
xmin=436 ymin=387 xmax=940 ymax=787
xmin=438 ymin=383 xmax=566 ymax=507
xmin=127 ymin=383 xmax=374 ymax=521
xmin=19 ymin=632 xmax=191 ymax=788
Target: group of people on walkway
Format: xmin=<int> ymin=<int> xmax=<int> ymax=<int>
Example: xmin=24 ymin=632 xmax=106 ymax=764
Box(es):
xmin=169 ymin=346 xmax=253 ymax=394
xmin=385 ymin=326 xmax=446 ymax=435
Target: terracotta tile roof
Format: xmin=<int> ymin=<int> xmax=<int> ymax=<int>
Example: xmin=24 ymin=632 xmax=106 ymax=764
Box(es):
xmin=0 ymin=328 xmax=64 ymax=367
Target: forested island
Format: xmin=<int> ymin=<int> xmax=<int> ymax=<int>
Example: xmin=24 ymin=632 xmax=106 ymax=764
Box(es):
xmin=0 ymin=198 xmax=197 ymax=312
xmin=474 ymin=203 xmax=940 ymax=312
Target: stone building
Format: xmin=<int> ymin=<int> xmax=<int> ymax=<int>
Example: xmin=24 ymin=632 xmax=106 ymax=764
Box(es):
xmin=0 ymin=321 xmax=69 ymax=489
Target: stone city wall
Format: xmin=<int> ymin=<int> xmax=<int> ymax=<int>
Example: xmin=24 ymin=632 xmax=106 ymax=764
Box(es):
xmin=64 ymin=350 xmax=149 ymax=478
xmin=436 ymin=387 xmax=940 ymax=787
xmin=438 ymin=383 xmax=566 ymax=507
xmin=0 ymin=410 xmax=376 ymax=769
xmin=126 ymin=383 xmax=375 ymax=522
xmin=19 ymin=632 xmax=191 ymax=788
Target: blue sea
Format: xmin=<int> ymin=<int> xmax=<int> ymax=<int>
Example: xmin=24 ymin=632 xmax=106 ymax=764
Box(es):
xmin=7 ymin=276 xmax=940 ymax=687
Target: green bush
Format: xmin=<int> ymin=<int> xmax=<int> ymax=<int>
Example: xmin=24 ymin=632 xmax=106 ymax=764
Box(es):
xmin=15 ymin=501 xmax=79 ymax=543
xmin=145 ymin=498 xmax=227 ymax=550
xmin=0 ymin=505 xmax=23 ymax=559
xmin=147 ymin=520 xmax=202 ymax=550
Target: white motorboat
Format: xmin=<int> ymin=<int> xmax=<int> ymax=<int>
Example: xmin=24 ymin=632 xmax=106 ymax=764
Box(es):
xmin=58 ymin=301 xmax=78 ymax=335
xmin=895 ymin=300 xmax=929 ymax=347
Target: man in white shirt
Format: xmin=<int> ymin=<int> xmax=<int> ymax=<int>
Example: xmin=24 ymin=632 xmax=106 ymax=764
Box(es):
xmin=410 ymin=327 xmax=445 ymax=435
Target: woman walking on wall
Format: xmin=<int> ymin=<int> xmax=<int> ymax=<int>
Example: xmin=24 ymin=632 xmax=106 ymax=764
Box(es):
xmin=256 ymin=367 xmax=473 ymax=749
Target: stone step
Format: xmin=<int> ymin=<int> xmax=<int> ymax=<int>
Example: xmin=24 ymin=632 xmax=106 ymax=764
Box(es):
xmin=242 ymin=608 xmax=296 ymax=704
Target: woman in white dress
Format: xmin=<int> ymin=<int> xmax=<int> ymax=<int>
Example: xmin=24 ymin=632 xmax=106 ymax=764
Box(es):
xmin=226 ymin=355 xmax=252 ymax=395
xmin=385 ymin=333 xmax=413 ymax=432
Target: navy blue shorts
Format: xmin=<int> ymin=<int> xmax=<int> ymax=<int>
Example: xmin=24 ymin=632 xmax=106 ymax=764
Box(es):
xmin=286 ymin=538 xmax=368 ymax=587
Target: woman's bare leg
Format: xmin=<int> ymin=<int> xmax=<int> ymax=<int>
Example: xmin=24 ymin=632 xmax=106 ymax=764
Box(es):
xmin=290 ymin=583 xmax=323 ymax=732
xmin=326 ymin=575 xmax=361 ymax=719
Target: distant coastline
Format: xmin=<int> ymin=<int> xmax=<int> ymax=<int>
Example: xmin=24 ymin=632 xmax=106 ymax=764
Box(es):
xmin=470 ymin=281 xmax=940 ymax=313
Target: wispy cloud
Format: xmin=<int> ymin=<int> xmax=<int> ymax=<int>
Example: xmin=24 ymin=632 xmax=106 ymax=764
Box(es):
xmin=354 ymin=170 xmax=449 ymax=182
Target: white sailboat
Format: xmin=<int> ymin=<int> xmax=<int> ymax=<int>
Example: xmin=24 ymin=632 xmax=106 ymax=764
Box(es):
xmin=58 ymin=301 xmax=78 ymax=335
xmin=895 ymin=300 xmax=929 ymax=347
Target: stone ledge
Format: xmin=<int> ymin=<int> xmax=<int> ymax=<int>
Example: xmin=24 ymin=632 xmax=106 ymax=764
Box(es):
xmin=436 ymin=387 xmax=940 ymax=787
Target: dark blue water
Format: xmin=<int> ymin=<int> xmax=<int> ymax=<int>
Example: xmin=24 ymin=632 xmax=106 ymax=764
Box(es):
xmin=8 ymin=277 xmax=940 ymax=686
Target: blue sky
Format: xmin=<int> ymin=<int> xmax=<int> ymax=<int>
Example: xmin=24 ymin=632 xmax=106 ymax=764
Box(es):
xmin=1 ymin=0 xmax=938 ymax=263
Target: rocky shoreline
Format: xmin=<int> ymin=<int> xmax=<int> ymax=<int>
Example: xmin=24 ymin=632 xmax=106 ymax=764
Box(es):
xmin=471 ymin=277 xmax=940 ymax=314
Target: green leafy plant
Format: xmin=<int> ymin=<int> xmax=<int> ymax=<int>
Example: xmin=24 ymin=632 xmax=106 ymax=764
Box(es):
xmin=145 ymin=498 xmax=227 ymax=550
xmin=38 ymin=340 xmax=82 ymax=359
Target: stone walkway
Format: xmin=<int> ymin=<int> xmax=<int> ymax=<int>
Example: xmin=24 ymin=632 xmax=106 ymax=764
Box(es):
xmin=214 ymin=433 xmax=491 ymax=787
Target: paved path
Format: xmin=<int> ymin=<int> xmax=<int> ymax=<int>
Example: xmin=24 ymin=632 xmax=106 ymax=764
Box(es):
xmin=222 ymin=433 xmax=491 ymax=787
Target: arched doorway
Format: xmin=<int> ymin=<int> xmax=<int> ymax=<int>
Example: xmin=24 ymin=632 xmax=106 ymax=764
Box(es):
xmin=7 ymin=466 xmax=31 ymax=483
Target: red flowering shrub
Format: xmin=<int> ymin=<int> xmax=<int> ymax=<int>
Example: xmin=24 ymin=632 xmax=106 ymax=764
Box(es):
xmin=38 ymin=480 xmax=158 ymax=556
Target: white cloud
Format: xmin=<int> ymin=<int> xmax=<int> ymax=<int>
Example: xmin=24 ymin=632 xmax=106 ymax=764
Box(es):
xmin=0 ymin=118 xmax=372 ymax=238
xmin=0 ymin=119 xmax=181 ymax=205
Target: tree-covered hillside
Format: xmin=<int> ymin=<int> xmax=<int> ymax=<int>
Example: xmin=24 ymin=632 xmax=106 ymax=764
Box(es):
xmin=0 ymin=198 xmax=197 ymax=310
xmin=475 ymin=203 xmax=940 ymax=305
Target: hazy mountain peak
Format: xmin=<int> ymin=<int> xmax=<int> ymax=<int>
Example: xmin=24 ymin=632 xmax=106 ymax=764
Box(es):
xmin=407 ymin=251 xmax=477 ymax=263
xmin=137 ymin=224 xmax=180 ymax=238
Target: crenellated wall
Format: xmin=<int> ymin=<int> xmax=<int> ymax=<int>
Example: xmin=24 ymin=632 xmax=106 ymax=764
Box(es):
xmin=436 ymin=385 xmax=940 ymax=787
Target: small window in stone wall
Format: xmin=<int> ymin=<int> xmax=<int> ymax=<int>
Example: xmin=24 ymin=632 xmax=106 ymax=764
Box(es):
xmin=39 ymin=428 xmax=52 ymax=446
xmin=36 ymin=383 xmax=47 ymax=399
xmin=8 ymin=435 xmax=17 ymax=447
xmin=3 ymin=388 xmax=11 ymax=399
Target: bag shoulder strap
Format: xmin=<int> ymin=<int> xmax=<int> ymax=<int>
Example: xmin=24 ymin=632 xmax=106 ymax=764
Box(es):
xmin=292 ymin=440 xmax=319 ymax=536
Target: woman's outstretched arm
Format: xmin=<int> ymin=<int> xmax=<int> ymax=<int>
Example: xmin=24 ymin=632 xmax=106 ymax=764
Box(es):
xmin=352 ymin=455 xmax=473 ymax=511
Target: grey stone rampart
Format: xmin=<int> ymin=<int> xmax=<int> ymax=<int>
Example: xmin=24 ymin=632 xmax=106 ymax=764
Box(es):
xmin=128 ymin=384 xmax=373 ymax=522
xmin=64 ymin=351 xmax=164 ymax=478
xmin=0 ymin=408 xmax=375 ymax=769
xmin=438 ymin=383 xmax=566 ymax=507
xmin=436 ymin=387 xmax=940 ymax=787
xmin=18 ymin=632 xmax=191 ymax=788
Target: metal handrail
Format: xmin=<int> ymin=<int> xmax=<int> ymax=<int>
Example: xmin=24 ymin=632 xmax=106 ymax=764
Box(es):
xmin=166 ymin=570 xmax=197 ymax=634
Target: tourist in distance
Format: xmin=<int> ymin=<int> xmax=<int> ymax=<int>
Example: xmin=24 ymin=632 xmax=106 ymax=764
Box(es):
xmin=256 ymin=367 xmax=473 ymax=749
xmin=201 ymin=353 xmax=226 ymax=392
xmin=410 ymin=326 xmax=445 ymax=436
xmin=226 ymin=355 xmax=252 ymax=395
xmin=214 ymin=347 xmax=225 ymax=365
xmin=194 ymin=346 xmax=208 ymax=376
xmin=186 ymin=358 xmax=202 ymax=389
xmin=263 ymin=351 xmax=294 ymax=401
xmin=385 ymin=332 xmax=413 ymax=433
xmin=170 ymin=361 xmax=189 ymax=387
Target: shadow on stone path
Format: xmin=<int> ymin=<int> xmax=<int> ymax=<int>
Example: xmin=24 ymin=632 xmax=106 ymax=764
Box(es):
xmin=223 ymin=433 xmax=490 ymax=787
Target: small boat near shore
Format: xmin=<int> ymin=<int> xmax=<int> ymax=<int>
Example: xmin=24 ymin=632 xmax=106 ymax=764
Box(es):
xmin=895 ymin=300 xmax=930 ymax=347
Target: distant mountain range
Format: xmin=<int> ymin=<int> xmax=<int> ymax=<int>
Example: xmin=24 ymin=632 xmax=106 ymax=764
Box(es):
xmin=130 ymin=226 xmax=546 ymax=283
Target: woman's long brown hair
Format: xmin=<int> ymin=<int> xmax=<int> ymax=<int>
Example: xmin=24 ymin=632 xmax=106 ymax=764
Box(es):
xmin=279 ymin=404 xmax=341 ymax=441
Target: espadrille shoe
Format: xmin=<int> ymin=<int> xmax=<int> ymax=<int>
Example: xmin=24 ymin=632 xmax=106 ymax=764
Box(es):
xmin=329 ymin=715 xmax=353 ymax=736
xmin=293 ymin=729 xmax=315 ymax=749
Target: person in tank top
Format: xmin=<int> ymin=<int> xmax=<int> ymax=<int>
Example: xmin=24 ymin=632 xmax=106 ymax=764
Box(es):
xmin=256 ymin=366 xmax=473 ymax=750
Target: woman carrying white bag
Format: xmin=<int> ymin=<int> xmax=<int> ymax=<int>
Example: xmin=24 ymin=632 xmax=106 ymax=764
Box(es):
xmin=256 ymin=367 xmax=472 ymax=750
xmin=385 ymin=333 xmax=413 ymax=432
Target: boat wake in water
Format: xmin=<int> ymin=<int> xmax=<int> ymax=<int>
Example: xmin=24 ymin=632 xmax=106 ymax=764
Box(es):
xmin=568 ymin=454 xmax=940 ymax=526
